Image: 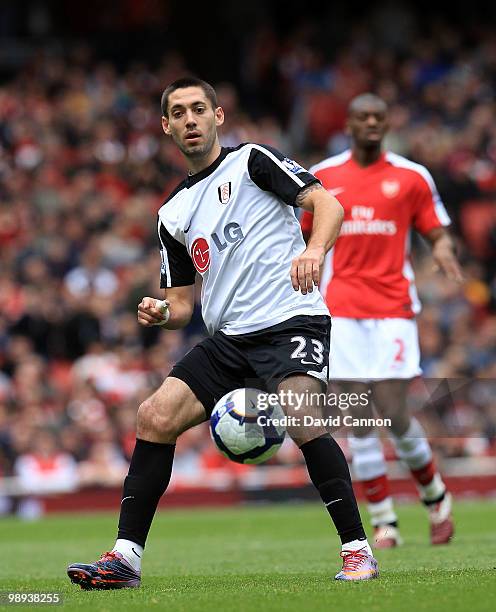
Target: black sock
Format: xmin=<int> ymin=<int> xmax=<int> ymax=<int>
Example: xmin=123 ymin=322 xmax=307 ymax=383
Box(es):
xmin=117 ymin=439 xmax=175 ymax=548
xmin=300 ymin=434 xmax=366 ymax=544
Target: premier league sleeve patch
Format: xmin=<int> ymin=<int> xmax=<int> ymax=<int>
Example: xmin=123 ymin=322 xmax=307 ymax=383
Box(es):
xmin=282 ymin=158 xmax=305 ymax=174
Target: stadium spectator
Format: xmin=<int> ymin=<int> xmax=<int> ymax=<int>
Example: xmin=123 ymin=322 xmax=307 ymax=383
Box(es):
xmin=13 ymin=429 xmax=78 ymax=518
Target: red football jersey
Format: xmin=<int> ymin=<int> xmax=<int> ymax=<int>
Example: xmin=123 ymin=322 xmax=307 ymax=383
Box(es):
xmin=301 ymin=150 xmax=450 ymax=318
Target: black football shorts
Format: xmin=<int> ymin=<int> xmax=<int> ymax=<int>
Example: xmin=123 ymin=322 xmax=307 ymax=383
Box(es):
xmin=169 ymin=314 xmax=331 ymax=415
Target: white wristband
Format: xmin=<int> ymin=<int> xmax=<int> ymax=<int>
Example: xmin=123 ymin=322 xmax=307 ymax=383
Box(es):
xmin=155 ymin=299 xmax=170 ymax=325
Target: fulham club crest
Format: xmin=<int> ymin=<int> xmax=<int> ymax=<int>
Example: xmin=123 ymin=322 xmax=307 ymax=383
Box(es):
xmin=381 ymin=180 xmax=400 ymax=198
xmin=217 ymin=181 xmax=232 ymax=204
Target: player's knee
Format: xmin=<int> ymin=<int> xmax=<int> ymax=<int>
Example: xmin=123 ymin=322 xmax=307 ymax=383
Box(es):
xmin=352 ymin=424 xmax=375 ymax=438
xmin=288 ymin=426 xmax=328 ymax=447
xmin=375 ymin=407 xmax=409 ymax=435
xmin=137 ymin=397 xmax=180 ymax=441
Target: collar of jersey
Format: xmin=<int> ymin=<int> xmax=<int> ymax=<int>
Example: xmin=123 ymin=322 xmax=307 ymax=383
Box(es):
xmin=350 ymin=151 xmax=388 ymax=171
xmin=185 ymin=147 xmax=230 ymax=188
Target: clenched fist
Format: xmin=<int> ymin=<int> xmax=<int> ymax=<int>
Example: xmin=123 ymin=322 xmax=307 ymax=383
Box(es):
xmin=137 ymin=297 xmax=170 ymax=327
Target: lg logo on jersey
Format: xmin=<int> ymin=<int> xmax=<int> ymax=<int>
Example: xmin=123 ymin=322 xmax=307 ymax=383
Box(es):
xmin=190 ymin=223 xmax=244 ymax=273
xmin=211 ymin=222 xmax=244 ymax=253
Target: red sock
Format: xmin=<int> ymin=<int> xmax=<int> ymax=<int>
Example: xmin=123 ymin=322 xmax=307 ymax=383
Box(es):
xmin=410 ymin=459 xmax=436 ymax=486
xmin=362 ymin=474 xmax=390 ymax=504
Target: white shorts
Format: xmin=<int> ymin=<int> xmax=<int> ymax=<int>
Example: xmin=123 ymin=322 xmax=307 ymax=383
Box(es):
xmin=329 ymin=317 xmax=421 ymax=381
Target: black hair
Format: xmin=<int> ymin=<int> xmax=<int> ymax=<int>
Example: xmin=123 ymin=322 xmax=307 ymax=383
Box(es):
xmin=160 ymin=77 xmax=218 ymax=116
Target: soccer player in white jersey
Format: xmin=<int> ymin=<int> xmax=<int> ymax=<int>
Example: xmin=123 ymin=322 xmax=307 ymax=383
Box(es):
xmin=301 ymin=93 xmax=463 ymax=548
xmin=67 ymin=78 xmax=380 ymax=588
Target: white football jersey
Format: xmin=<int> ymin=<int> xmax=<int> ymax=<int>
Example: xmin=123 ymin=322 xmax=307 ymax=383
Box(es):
xmin=157 ymin=144 xmax=329 ymax=335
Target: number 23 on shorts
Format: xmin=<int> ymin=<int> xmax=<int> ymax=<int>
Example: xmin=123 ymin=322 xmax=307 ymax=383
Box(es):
xmin=290 ymin=336 xmax=325 ymax=365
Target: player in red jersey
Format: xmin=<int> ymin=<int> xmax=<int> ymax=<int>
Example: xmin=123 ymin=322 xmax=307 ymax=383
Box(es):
xmin=301 ymin=93 xmax=463 ymax=548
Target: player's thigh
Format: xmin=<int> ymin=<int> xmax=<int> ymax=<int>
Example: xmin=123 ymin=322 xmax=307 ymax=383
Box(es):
xmin=332 ymin=380 xmax=374 ymax=437
xmin=277 ymin=373 xmax=328 ymax=445
xmin=250 ymin=314 xmax=332 ymax=445
xmin=169 ymin=334 xmax=255 ymax=417
xmin=137 ymin=375 xmax=207 ymax=442
xmin=371 ymin=378 xmax=411 ymax=436
xmin=334 ymin=380 xmax=371 ymax=412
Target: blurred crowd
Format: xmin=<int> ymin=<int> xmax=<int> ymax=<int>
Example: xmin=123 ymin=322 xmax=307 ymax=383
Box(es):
xmin=1 ymin=11 xmax=496 ymax=512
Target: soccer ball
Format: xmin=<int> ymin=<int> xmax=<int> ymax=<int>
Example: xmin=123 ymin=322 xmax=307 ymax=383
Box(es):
xmin=209 ymin=388 xmax=286 ymax=464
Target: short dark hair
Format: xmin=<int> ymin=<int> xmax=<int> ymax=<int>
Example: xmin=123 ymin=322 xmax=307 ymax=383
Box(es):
xmin=348 ymin=93 xmax=388 ymax=116
xmin=161 ymin=77 xmax=218 ymax=117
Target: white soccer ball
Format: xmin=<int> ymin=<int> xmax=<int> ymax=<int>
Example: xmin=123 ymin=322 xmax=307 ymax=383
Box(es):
xmin=209 ymin=388 xmax=286 ymax=464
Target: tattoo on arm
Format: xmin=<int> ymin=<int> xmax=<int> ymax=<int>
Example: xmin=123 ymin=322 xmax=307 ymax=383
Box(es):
xmin=295 ymin=182 xmax=324 ymax=207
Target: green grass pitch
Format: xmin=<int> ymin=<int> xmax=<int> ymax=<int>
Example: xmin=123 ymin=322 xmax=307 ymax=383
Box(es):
xmin=0 ymin=500 xmax=495 ymax=611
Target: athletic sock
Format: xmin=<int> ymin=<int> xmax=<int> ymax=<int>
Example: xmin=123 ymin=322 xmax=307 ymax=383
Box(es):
xmin=362 ymin=473 xmax=390 ymax=503
xmin=342 ymin=538 xmax=373 ymax=556
xmin=362 ymin=476 xmax=398 ymax=527
xmin=415 ymin=469 xmax=446 ymax=506
xmin=367 ymin=496 xmax=398 ymax=527
xmin=391 ymin=417 xmax=433 ymax=470
xmin=113 ymin=539 xmax=143 ymax=572
xmin=116 ymin=439 xmax=175 ymax=550
xmin=348 ymin=432 xmax=388 ymax=482
xmin=300 ymin=434 xmax=368 ymax=546
xmin=348 ymin=432 xmax=398 ymax=528
xmin=391 ymin=418 xmax=447 ymax=505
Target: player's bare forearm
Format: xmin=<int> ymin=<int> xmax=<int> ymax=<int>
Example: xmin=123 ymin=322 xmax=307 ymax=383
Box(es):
xmin=425 ymin=227 xmax=464 ymax=283
xmin=297 ymin=183 xmax=344 ymax=252
xmin=291 ymin=183 xmax=344 ymax=294
xmin=161 ymin=297 xmax=194 ymax=329
xmin=137 ymin=285 xmax=195 ymax=329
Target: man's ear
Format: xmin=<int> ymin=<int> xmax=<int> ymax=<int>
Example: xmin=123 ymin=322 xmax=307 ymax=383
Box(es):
xmin=215 ymin=106 xmax=225 ymax=127
xmin=162 ymin=116 xmax=171 ymax=135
